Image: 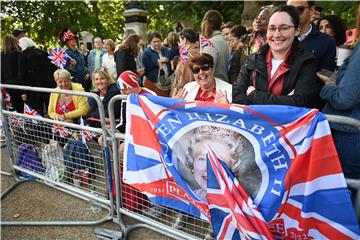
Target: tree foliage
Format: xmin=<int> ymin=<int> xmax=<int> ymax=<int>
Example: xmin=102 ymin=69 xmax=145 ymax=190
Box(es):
xmin=1 ymin=1 xmax=358 ymax=47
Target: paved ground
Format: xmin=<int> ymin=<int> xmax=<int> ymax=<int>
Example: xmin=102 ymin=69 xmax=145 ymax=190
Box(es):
xmin=1 ymin=145 xmax=170 ymax=240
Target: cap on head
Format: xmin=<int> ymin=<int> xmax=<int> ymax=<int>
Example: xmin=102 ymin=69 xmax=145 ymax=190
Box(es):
xmin=117 ymin=71 xmax=139 ymax=90
xmin=57 ymin=28 xmax=77 ymax=43
xmin=12 ymin=29 xmax=26 ymax=38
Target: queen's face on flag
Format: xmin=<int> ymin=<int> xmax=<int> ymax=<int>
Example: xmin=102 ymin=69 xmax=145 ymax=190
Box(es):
xmin=173 ymin=125 xmax=262 ymax=202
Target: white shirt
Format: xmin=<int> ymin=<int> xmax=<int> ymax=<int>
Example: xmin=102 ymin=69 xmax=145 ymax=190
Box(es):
xmin=298 ymin=24 xmax=312 ymax=42
xmin=271 ymin=59 xmax=284 ymax=78
xmin=102 ymin=53 xmax=117 ymax=79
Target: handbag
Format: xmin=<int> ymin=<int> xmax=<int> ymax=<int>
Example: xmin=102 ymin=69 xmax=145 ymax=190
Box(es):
xmin=156 ymin=69 xmax=173 ymax=91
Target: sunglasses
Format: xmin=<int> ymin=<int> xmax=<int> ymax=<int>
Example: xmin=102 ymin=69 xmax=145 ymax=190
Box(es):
xmin=192 ymin=64 xmax=211 ymax=74
xmin=296 ymin=6 xmax=309 ymax=14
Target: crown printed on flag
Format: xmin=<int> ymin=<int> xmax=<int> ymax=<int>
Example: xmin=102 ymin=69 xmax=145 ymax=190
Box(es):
xmin=117 ymin=70 xmax=140 ymax=90
xmin=194 ymin=126 xmax=238 ymax=139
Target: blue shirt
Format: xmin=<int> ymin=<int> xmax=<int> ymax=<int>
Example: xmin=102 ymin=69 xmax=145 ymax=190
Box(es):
xmin=65 ymin=48 xmax=87 ymax=81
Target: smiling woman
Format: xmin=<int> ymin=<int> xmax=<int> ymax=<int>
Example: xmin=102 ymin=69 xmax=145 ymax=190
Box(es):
xmin=233 ymin=4 xmax=323 ymax=109
xmin=173 ymin=53 xmax=232 ymax=103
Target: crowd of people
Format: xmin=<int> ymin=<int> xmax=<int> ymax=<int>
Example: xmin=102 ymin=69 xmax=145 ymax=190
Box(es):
xmin=1 ymin=1 xmax=360 ymax=226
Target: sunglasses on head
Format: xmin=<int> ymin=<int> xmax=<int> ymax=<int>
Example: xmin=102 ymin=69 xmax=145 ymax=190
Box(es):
xmin=192 ymin=64 xmax=211 ymax=74
xmin=296 ymin=6 xmax=309 ymax=14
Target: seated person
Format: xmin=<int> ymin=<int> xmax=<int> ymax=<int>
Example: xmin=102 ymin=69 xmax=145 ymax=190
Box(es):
xmin=317 ymin=5 xmax=360 ymax=179
xmin=232 ymin=5 xmax=322 ymax=109
xmin=48 ymin=69 xmax=90 ymax=123
xmin=87 ymin=68 xmax=121 ymax=128
xmin=173 ymin=53 xmax=232 ymax=103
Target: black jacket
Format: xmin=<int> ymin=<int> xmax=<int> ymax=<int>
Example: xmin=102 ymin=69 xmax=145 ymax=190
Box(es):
xmin=232 ymin=43 xmax=323 ymax=109
xmin=88 ymin=83 xmax=121 ymax=128
xmin=1 ymin=52 xmax=20 ymax=84
xmin=115 ymin=48 xmax=137 ymax=77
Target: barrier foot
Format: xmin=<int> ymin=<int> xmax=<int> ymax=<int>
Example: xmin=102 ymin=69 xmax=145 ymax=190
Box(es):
xmin=95 ymin=228 xmax=123 ymax=240
xmin=1 ymin=178 xmax=28 ymax=199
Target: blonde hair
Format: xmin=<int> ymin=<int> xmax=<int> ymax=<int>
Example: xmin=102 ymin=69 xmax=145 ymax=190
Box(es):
xmin=106 ymin=39 xmax=115 ymax=51
xmin=53 ymin=69 xmax=71 ymax=82
xmin=2 ymin=35 xmax=21 ymax=54
xmin=92 ymin=68 xmax=115 ymax=90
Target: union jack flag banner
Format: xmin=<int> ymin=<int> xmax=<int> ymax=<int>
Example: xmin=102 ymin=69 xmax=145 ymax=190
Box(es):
xmin=48 ymin=46 xmax=70 ymax=69
xmin=179 ymin=47 xmax=189 ymax=63
xmin=52 ymin=124 xmax=70 ymax=138
xmin=200 ymin=35 xmax=214 ymax=48
xmin=10 ymin=115 xmax=25 ymax=128
xmin=23 ymin=104 xmax=41 ymax=123
xmin=123 ymin=94 xmax=360 ymax=239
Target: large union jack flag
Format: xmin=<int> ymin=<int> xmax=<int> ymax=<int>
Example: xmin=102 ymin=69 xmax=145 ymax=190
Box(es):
xmin=48 ymin=46 xmax=70 ymax=69
xmin=200 ymin=35 xmax=214 ymax=48
xmin=207 ymin=145 xmax=273 ymax=240
xmin=23 ymin=104 xmax=41 ymax=123
xmin=123 ymin=94 xmax=360 ymax=239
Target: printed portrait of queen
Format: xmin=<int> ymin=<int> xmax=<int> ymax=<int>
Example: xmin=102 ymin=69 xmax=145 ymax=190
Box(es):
xmin=172 ymin=125 xmax=262 ymax=202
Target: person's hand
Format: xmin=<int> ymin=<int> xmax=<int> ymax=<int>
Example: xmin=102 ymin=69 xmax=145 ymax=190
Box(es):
xmin=288 ymin=89 xmax=295 ymax=96
xmin=137 ymin=68 xmax=144 ymax=77
xmin=246 ymin=86 xmax=256 ymax=96
xmin=215 ymin=89 xmax=229 ymax=103
xmin=84 ymin=73 xmax=90 ymax=81
xmin=57 ymin=114 xmax=66 ymax=121
xmin=173 ymin=88 xmax=188 ymax=100
xmin=317 ymin=72 xmax=336 ymax=85
xmin=70 ymin=59 xmax=77 ymax=66
xmin=21 ymin=94 xmax=27 ymax=101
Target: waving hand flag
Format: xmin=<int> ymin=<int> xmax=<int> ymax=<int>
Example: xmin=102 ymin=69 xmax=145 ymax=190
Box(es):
xmin=48 ymin=46 xmax=70 ymax=69
xmin=179 ymin=47 xmax=189 ymax=63
xmin=200 ymin=35 xmax=214 ymax=48
xmin=52 ymin=124 xmax=70 ymax=138
xmin=207 ymin=145 xmax=273 ymax=240
xmin=124 ymin=94 xmax=360 ymax=239
xmin=80 ymin=117 xmax=95 ymax=144
xmin=23 ymin=104 xmax=41 ymax=123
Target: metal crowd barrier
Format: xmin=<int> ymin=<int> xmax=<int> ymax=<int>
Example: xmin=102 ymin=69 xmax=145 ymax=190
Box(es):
xmin=0 ymin=84 xmax=114 ymax=226
xmin=325 ymin=114 xmax=360 ymax=220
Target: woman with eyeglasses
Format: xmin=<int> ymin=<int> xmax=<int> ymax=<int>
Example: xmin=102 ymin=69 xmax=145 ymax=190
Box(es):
xmin=232 ymin=5 xmax=322 ymax=109
xmin=173 ymin=53 xmax=232 ymax=103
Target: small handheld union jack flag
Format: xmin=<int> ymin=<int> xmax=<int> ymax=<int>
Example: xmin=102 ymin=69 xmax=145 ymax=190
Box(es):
xmin=80 ymin=117 xmax=95 ymax=144
xmin=63 ymin=30 xmax=75 ymax=42
xmin=200 ymin=35 xmax=214 ymax=48
xmin=48 ymin=46 xmax=70 ymax=69
xmin=24 ymin=104 xmax=42 ymax=123
xmin=52 ymin=124 xmax=70 ymax=138
xmin=10 ymin=115 xmax=25 ymax=128
xmin=206 ymin=145 xmax=273 ymax=240
xmin=179 ymin=47 xmax=189 ymax=63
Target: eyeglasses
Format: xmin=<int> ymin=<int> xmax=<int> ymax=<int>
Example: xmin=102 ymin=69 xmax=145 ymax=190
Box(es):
xmin=296 ymin=6 xmax=309 ymax=14
xmin=192 ymin=64 xmax=211 ymax=74
xmin=267 ymin=25 xmax=295 ymax=34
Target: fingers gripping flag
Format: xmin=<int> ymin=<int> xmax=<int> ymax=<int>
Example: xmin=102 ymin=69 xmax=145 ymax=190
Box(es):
xmin=206 ymin=145 xmax=273 ymax=240
xmin=48 ymin=46 xmax=70 ymax=69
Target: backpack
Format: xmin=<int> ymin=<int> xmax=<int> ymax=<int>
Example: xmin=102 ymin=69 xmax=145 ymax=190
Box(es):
xmin=18 ymin=143 xmax=45 ymax=177
xmin=64 ymin=139 xmax=95 ymax=179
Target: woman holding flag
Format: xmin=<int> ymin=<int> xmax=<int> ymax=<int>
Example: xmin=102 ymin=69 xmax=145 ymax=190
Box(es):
xmin=171 ymin=28 xmax=200 ymax=97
